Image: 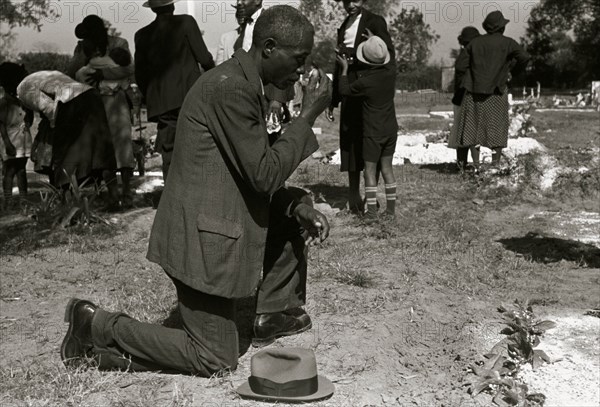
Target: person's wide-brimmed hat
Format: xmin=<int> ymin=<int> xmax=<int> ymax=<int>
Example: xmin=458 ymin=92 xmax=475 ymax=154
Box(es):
xmin=236 ymin=348 xmax=335 ymax=403
xmin=356 ymin=36 xmax=390 ymax=66
xmin=75 ymin=14 xmax=105 ymax=39
xmin=142 ymin=0 xmax=179 ymax=8
xmin=458 ymin=26 xmax=480 ymax=46
xmin=482 ymin=10 xmax=509 ymax=33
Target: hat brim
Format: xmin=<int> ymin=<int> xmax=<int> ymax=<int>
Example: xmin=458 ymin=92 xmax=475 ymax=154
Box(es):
xmin=142 ymin=0 xmax=179 ymax=8
xmin=355 ymin=41 xmax=390 ymax=66
xmin=236 ymin=375 xmax=335 ymax=403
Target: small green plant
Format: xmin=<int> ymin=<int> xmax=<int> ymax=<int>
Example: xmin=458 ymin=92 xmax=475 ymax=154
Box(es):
xmin=32 ymin=174 xmax=109 ymax=228
xmin=468 ymin=299 xmax=555 ymax=406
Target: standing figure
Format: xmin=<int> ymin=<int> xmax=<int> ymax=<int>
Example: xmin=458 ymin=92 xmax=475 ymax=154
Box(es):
xmin=328 ymin=0 xmax=395 ymax=213
xmin=216 ymin=3 xmax=247 ymax=65
xmin=0 ymin=63 xmax=33 ymax=210
xmin=454 ymin=11 xmax=529 ymax=167
xmin=336 ymin=35 xmax=398 ymax=220
xmin=68 ymin=15 xmax=136 ymax=208
xmin=448 ymin=26 xmax=480 ymax=172
xmin=60 ymin=5 xmax=332 ymax=376
xmin=134 ymin=0 xmax=215 ymax=183
xmin=16 ymin=69 xmax=120 ymax=207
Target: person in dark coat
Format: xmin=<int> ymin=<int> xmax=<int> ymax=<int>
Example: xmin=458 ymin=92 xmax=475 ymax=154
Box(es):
xmin=328 ymin=0 xmax=395 ymax=213
xmin=60 ymin=6 xmax=332 ymax=376
xmin=448 ymin=26 xmax=480 ymax=172
xmin=134 ymin=0 xmax=215 ymax=183
xmin=336 ymin=34 xmax=398 ymax=219
xmin=454 ymin=11 xmax=529 ymax=166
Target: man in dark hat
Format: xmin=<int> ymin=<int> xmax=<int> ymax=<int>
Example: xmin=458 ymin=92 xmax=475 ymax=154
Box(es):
xmin=61 ymin=5 xmax=332 ymax=377
xmin=134 ymin=0 xmax=215 ymax=183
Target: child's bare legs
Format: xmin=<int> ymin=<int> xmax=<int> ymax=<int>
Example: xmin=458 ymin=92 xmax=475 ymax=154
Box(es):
xmin=348 ymin=171 xmax=362 ymax=213
xmin=470 ymin=146 xmax=480 ymax=170
xmin=380 ymin=155 xmax=396 ymax=216
xmin=363 ymin=161 xmax=378 ymax=218
xmin=120 ymin=167 xmax=134 ymax=206
xmin=2 ymin=158 xmax=27 ymax=208
xmin=102 ymin=169 xmax=121 ymax=209
xmin=491 ymin=148 xmax=502 ymax=165
xmin=456 ymin=147 xmax=468 ymax=171
xmin=3 ymin=163 xmax=15 ymax=204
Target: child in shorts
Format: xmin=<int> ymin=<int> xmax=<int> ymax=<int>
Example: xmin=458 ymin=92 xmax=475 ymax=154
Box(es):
xmin=336 ymin=35 xmax=398 ymax=219
xmin=0 ymin=63 xmax=33 ymax=209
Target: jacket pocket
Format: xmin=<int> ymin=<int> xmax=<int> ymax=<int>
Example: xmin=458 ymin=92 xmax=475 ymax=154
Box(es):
xmin=196 ymin=213 xmax=242 ymax=239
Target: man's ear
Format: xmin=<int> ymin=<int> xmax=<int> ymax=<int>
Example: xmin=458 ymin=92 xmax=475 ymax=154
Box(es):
xmin=262 ymin=38 xmax=277 ymax=58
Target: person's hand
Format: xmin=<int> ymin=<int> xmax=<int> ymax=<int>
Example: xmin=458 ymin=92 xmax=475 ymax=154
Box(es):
xmin=335 ymin=53 xmax=349 ymax=70
xmin=268 ymin=100 xmax=283 ymax=122
xmin=326 ymin=106 xmax=335 ymax=122
xmin=293 ymin=203 xmax=330 ymax=245
xmin=362 ymin=28 xmax=375 ymax=40
xmin=299 ymin=68 xmax=332 ymax=126
xmin=85 ymin=69 xmax=104 ymax=86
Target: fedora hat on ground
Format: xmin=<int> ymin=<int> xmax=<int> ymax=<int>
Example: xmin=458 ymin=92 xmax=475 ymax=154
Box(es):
xmin=356 ymin=36 xmax=390 ymax=66
xmin=236 ymin=348 xmax=335 ymax=403
xmin=482 ymin=10 xmax=509 ymax=33
xmin=142 ymin=0 xmax=179 ymax=8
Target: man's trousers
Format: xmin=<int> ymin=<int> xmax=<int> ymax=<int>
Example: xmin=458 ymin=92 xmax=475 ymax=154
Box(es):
xmin=90 ymin=190 xmax=312 ymax=375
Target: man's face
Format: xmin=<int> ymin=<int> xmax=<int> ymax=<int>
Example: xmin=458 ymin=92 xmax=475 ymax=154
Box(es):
xmin=342 ymin=0 xmax=364 ymax=15
xmin=264 ymin=33 xmax=313 ymax=90
xmin=235 ymin=0 xmax=262 ymax=20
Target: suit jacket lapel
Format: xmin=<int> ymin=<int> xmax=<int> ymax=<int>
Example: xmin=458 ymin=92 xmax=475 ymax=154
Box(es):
xmin=354 ymin=10 xmax=370 ymax=49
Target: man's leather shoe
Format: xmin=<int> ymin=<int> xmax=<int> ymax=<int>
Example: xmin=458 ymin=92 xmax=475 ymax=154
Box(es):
xmin=60 ymin=298 xmax=97 ymax=366
xmin=252 ymin=307 xmax=312 ymax=347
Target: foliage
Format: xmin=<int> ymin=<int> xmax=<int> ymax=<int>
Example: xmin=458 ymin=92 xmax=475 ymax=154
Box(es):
xmin=522 ymin=0 xmax=600 ymax=87
xmin=468 ymin=300 xmax=555 ymax=406
xmin=31 ymin=175 xmax=109 ymax=228
xmin=299 ymin=0 xmax=395 ymax=72
xmin=18 ymin=52 xmax=72 ymax=73
xmin=395 ymin=65 xmax=442 ymax=91
xmin=389 ymin=8 xmax=439 ymax=74
xmin=0 ymin=0 xmax=58 ymax=61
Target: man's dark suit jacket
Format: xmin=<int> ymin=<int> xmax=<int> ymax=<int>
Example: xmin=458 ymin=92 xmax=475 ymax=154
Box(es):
xmin=134 ymin=14 xmax=215 ymax=121
xmin=146 ymin=50 xmax=318 ymax=298
xmin=458 ymin=32 xmax=529 ymax=95
xmin=332 ymin=9 xmax=395 ymax=108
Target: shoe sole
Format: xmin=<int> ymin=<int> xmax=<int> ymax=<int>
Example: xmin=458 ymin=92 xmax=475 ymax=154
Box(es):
xmin=60 ymin=298 xmax=78 ymax=363
xmin=251 ymin=322 xmax=313 ymax=348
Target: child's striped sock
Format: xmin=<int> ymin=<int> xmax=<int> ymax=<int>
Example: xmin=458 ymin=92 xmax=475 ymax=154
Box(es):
xmin=385 ymin=183 xmax=396 ymax=216
xmin=365 ymin=186 xmax=378 ymax=217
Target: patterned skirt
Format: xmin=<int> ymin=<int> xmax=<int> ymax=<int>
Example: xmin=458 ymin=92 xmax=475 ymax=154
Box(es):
xmin=454 ymin=90 xmax=509 ymax=148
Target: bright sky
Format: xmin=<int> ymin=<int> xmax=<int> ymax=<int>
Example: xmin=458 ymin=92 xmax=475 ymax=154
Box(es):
xmin=9 ymin=0 xmax=535 ymax=65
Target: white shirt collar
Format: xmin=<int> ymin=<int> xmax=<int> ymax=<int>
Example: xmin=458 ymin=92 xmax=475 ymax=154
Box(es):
xmin=249 ymin=7 xmax=262 ymax=23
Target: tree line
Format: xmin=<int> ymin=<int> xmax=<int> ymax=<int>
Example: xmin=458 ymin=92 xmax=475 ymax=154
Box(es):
xmin=2 ymin=0 xmax=597 ymax=90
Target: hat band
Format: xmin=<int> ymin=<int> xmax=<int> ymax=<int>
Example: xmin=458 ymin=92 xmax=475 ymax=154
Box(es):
xmin=249 ymin=375 xmax=318 ymax=397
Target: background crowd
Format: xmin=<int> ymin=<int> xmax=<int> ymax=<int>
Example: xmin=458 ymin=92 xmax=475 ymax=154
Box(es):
xmin=1 ymin=0 xmax=528 ymax=220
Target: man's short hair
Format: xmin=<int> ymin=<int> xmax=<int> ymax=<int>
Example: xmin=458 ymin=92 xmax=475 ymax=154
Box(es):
xmin=253 ymin=5 xmax=315 ymax=50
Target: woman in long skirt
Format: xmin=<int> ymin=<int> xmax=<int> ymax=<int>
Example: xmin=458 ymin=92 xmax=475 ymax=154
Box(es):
xmin=453 ymin=11 xmax=529 ymax=167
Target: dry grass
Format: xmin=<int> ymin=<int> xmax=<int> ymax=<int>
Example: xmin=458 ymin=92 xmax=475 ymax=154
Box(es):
xmin=1 ymin=109 xmax=599 ymax=405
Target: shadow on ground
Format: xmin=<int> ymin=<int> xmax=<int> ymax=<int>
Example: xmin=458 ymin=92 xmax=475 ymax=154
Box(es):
xmin=305 ymin=183 xmax=348 ymax=210
xmin=498 ymin=232 xmax=600 ymax=268
xmin=418 ymin=163 xmax=461 ymax=174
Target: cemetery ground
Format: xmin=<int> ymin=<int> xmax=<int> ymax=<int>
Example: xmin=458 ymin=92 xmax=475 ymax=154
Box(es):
xmin=0 ymin=94 xmax=599 ymax=406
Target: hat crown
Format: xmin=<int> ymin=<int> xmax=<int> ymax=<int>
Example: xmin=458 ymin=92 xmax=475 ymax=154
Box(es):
xmin=143 ymin=0 xmax=178 ymax=8
xmin=483 ymin=10 xmax=509 ymax=32
xmin=251 ymin=348 xmax=317 ymax=383
xmin=362 ymin=36 xmax=388 ymax=64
